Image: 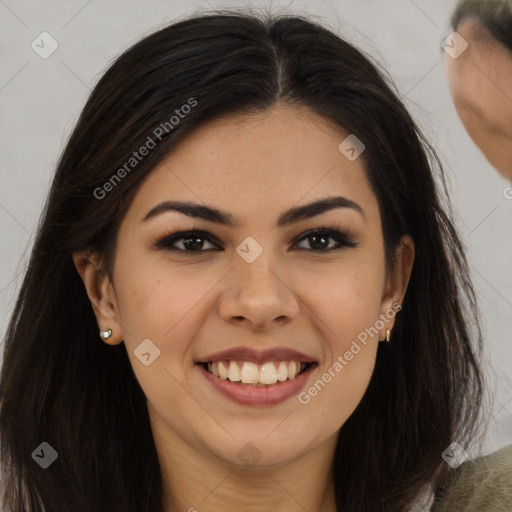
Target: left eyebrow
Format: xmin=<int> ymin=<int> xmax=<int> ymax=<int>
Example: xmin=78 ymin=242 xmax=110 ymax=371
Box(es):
xmin=141 ymin=196 xmax=366 ymax=226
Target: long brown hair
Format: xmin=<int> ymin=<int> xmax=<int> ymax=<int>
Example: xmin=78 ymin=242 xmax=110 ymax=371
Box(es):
xmin=0 ymin=8 xmax=488 ymax=511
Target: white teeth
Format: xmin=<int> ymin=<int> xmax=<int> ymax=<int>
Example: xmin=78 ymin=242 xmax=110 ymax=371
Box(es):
xmin=227 ymin=361 xmax=241 ymax=382
xmin=240 ymin=361 xmax=259 ymax=384
xmin=288 ymin=361 xmax=297 ymax=379
xmin=276 ymin=361 xmax=288 ymax=382
xmin=218 ymin=361 xmax=228 ymax=379
xmin=259 ymin=363 xmax=277 ymax=384
xmin=206 ymin=360 xmax=308 ymax=385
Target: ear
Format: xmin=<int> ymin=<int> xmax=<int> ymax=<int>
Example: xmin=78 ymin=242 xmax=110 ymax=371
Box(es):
xmin=379 ymin=235 xmax=415 ymax=339
xmin=72 ymin=250 xmax=123 ymax=345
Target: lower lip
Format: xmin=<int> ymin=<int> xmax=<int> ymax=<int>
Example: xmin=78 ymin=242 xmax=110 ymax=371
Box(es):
xmin=196 ymin=363 xmax=316 ymax=406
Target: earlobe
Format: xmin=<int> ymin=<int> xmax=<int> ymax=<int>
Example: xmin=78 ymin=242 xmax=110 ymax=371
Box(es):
xmin=72 ymin=251 xmax=123 ymax=345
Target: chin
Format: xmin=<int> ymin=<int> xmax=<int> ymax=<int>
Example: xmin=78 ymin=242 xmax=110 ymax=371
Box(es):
xmin=207 ymin=433 xmax=311 ymax=469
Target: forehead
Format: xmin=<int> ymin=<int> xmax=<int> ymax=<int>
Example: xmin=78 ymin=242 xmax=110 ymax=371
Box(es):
xmin=126 ymin=104 xmax=378 ymax=225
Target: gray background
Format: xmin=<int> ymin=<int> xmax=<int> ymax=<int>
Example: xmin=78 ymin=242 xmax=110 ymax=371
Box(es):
xmin=1 ymin=0 xmax=511 ymax=457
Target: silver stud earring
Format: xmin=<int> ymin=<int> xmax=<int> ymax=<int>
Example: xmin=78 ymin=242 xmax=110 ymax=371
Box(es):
xmin=100 ymin=329 xmax=112 ymax=340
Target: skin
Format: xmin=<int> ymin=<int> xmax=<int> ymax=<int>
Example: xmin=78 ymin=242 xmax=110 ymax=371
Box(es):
xmin=74 ymin=104 xmax=414 ymax=512
xmin=445 ymin=18 xmax=512 ymax=180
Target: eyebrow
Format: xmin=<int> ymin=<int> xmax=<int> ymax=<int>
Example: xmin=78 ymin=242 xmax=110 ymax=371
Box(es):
xmin=141 ymin=196 xmax=365 ymax=226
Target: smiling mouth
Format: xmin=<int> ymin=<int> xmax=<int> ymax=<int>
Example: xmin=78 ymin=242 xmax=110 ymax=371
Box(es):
xmin=199 ymin=360 xmax=316 ymax=387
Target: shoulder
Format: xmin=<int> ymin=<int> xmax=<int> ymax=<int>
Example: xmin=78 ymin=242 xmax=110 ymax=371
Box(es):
xmin=431 ymin=444 xmax=512 ymax=512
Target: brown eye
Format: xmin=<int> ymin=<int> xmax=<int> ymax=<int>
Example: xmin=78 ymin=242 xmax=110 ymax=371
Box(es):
xmin=293 ymin=229 xmax=358 ymax=251
xmin=155 ymin=230 xmax=220 ymax=253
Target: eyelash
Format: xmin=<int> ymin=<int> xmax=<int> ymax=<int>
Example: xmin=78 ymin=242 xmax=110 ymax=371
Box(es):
xmin=154 ymin=225 xmax=359 ymax=255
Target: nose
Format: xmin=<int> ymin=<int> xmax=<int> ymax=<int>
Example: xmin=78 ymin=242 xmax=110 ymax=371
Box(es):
xmin=218 ymin=252 xmax=300 ymax=331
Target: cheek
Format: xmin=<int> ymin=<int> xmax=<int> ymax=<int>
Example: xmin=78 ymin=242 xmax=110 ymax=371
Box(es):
xmin=305 ymin=275 xmax=383 ymax=362
xmin=303 ymin=248 xmax=386 ymax=338
xmin=112 ymin=255 xmax=224 ymax=363
xmin=314 ymin=271 xmax=381 ymax=377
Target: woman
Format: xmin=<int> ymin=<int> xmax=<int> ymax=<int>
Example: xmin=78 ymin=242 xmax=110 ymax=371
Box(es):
xmin=0 ymin=9 xmax=490 ymax=512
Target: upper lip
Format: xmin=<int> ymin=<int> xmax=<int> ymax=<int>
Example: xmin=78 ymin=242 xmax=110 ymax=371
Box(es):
xmin=196 ymin=346 xmax=317 ymax=364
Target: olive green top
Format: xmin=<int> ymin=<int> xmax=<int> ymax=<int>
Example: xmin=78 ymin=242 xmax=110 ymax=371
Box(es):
xmin=431 ymin=444 xmax=512 ymax=511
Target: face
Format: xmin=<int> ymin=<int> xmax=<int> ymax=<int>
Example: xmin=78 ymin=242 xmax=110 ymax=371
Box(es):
xmin=75 ymin=104 xmax=413 ymax=472
xmin=445 ymin=19 xmax=512 ymax=180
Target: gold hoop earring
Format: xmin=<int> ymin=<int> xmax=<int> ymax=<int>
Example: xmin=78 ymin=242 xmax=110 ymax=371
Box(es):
xmin=100 ymin=329 xmax=112 ymax=340
xmin=385 ymin=329 xmax=391 ymax=343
